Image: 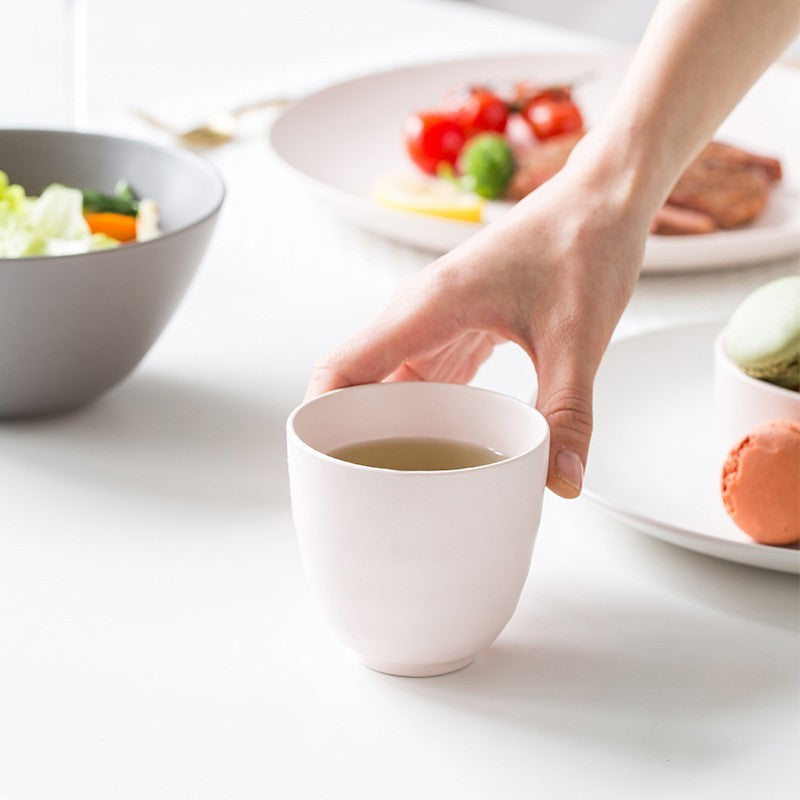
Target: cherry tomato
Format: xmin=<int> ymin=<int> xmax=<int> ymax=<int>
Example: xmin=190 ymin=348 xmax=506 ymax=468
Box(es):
xmin=522 ymin=89 xmax=584 ymax=141
xmin=511 ymin=80 xmax=541 ymax=107
xmin=404 ymin=111 xmax=468 ymax=174
xmin=447 ymin=86 xmax=509 ymax=134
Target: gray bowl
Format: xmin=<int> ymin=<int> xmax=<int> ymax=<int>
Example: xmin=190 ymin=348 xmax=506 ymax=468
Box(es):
xmin=0 ymin=130 xmax=224 ymax=417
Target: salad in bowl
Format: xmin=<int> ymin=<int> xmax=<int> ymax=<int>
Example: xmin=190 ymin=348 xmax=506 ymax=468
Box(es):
xmin=0 ymin=170 xmax=159 ymax=258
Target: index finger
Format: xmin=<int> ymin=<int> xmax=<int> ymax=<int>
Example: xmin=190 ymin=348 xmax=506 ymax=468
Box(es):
xmin=304 ymin=282 xmax=459 ymax=401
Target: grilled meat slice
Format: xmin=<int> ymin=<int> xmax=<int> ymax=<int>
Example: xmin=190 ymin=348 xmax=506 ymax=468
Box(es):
xmin=667 ymin=142 xmax=778 ymax=229
xmin=505 ymin=132 xmax=582 ymax=200
xmin=700 ymin=141 xmax=782 ymax=182
xmin=506 ymin=136 xmax=781 ymax=233
xmin=651 ymin=203 xmax=717 ymax=235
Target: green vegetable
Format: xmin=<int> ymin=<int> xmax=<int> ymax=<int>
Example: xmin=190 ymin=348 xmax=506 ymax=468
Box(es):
xmin=45 ymin=232 xmax=119 ymax=256
xmin=114 ymin=179 xmax=138 ymax=207
xmin=0 ymin=178 xmax=122 ymax=258
xmin=30 ymin=184 xmax=91 ymax=241
xmin=81 ymin=180 xmax=139 ymax=216
xmin=456 ymin=133 xmax=515 ymax=199
xmin=0 ymin=170 xmax=26 ymax=214
xmin=0 ymin=170 xmax=41 ymax=257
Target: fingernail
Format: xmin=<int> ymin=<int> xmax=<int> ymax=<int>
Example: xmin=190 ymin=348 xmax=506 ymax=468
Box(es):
xmin=555 ymin=449 xmax=584 ymax=493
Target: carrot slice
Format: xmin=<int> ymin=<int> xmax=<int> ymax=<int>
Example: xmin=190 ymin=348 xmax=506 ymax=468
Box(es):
xmin=84 ymin=212 xmax=137 ymax=242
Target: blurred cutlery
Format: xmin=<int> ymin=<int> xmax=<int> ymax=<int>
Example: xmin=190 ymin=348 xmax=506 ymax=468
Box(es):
xmin=133 ymin=96 xmax=292 ymax=148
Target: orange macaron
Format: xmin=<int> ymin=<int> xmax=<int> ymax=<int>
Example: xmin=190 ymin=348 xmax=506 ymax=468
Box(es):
xmin=721 ymin=420 xmax=800 ymax=546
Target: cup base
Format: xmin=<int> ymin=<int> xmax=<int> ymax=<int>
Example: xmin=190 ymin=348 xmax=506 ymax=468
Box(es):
xmin=358 ymin=654 xmax=476 ymax=677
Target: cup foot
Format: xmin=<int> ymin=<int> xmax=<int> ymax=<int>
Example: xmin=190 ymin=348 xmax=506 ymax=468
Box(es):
xmin=358 ymin=654 xmax=475 ymax=677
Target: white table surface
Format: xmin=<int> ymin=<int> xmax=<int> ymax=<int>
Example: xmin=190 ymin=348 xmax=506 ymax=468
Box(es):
xmin=1 ymin=2 xmax=798 ymax=799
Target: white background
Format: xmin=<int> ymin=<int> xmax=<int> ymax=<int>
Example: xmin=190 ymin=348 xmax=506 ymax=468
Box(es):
xmin=1 ymin=2 xmax=798 ymax=798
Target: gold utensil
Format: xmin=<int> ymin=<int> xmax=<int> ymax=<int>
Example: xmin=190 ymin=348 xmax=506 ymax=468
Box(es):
xmin=133 ymin=96 xmax=292 ymax=148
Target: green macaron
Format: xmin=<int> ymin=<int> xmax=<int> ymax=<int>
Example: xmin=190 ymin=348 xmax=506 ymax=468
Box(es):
xmin=725 ymin=275 xmax=800 ymax=390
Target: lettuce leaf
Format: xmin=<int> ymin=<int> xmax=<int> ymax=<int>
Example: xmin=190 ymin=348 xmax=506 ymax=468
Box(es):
xmin=28 ymin=184 xmax=91 ymax=240
xmin=0 ymin=170 xmax=41 ymax=257
xmin=0 ymin=175 xmax=121 ymax=258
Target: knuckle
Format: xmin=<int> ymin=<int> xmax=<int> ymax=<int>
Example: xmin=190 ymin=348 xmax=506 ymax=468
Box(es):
xmin=539 ymin=387 xmax=594 ymax=438
xmin=313 ymin=349 xmax=342 ymax=373
xmin=311 ymin=352 xmax=349 ymax=383
xmin=414 ymin=260 xmax=473 ymax=329
xmin=426 ymin=258 xmax=468 ymax=298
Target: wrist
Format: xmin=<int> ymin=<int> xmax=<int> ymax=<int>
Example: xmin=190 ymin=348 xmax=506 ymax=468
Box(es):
xmin=562 ymin=121 xmax=676 ymax=229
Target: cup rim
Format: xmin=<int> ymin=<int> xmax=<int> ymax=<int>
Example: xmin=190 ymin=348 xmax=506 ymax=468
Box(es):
xmin=286 ymin=382 xmax=550 ymax=475
xmin=714 ymin=328 xmax=799 ymax=399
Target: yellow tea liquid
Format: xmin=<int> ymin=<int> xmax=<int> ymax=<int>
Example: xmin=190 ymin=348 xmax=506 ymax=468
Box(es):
xmin=328 ymin=437 xmax=506 ymax=471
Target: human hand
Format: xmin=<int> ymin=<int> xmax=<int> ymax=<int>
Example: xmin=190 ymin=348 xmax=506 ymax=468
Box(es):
xmin=307 ymin=147 xmax=651 ymax=497
xmin=307 ymin=0 xmax=800 ymax=497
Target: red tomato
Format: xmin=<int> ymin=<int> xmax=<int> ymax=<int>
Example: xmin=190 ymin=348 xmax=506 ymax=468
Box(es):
xmin=449 ymin=87 xmax=509 ymax=134
xmin=522 ymin=89 xmax=584 ymax=141
xmin=511 ymin=80 xmax=541 ymax=107
xmin=404 ymin=111 xmax=467 ymax=174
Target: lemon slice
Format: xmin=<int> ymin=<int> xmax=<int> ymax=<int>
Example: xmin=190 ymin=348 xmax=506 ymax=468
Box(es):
xmin=374 ymin=173 xmax=484 ymax=223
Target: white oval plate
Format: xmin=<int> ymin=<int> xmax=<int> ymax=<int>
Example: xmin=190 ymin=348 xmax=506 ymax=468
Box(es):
xmin=270 ymin=53 xmax=800 ymax=273
xmin=584 ymin=321 xmax=799 ymax=574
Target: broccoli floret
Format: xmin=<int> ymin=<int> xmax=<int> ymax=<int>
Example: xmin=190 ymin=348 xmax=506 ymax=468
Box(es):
xmin=457 ymin=133 xmax=515 ymax=199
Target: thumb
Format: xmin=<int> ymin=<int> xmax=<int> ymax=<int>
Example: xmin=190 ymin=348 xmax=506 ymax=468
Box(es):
xmin=535 ymin=355 xmax=595 ymax=499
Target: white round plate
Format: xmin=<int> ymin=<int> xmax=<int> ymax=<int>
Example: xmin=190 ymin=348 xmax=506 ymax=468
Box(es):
xmin=270 ymin=53 xmax=800 ymax=273
xmin=584 ymin=321 xmax=799 ymax=574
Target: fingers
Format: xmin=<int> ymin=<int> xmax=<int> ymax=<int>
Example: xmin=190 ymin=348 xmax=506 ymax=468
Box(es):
xmin=305 ymin=272 xmax=460 ymax=400
xmin=535 ymin=351 xmax=596 ymax=499
xmin=384 ymin=331 xmax=500 ymax=384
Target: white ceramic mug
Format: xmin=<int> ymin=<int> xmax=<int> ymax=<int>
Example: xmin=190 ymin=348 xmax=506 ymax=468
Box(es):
xmin=286 ymin=382 xmax=549 ymax=677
